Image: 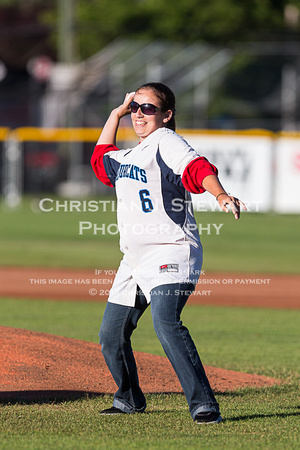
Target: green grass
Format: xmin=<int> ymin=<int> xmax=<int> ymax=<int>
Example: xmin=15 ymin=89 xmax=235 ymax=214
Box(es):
xmin=0 ymin=297 xmax=299 ymax=449
xmin=0 ymin=196 xmax=299 ymax=273
xmin=0 ymin=385 xmax=298 ymax=449
xmin=0 ymin=196 xmax=122 ymax=269
xmin=197 ymin=210 xmax=300 ymax=274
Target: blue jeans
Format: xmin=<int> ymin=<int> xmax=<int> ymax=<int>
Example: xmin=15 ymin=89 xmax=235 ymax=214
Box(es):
xmin=99 ymin=283 xmax=219 ymax=419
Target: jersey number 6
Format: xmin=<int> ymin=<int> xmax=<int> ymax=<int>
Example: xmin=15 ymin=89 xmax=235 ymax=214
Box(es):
xmin=139 ymin=189 xmax=154 ymax=213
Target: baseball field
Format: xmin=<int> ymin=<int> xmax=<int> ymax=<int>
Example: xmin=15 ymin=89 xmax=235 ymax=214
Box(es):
xmin=0 ymin=197 xmax=299 ymax=449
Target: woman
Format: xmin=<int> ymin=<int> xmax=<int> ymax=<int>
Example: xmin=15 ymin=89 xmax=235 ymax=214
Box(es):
xmin=91 ymin=82 xmax=246 ymax=424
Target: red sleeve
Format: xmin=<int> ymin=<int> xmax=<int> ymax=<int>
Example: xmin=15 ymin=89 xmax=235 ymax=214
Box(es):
xmin=91 ymin=144 xmax=119 ymax=187
xmin=182 ymin=157 xmax=218 ymax=194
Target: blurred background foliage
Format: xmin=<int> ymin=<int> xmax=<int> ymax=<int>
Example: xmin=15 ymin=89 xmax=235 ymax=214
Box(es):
xmin=0 ymin=0 xmax=298 ymax=63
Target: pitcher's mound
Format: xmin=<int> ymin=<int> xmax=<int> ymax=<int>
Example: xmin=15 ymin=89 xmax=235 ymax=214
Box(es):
xmin=0 ymin=327 xmax=280 ymax=403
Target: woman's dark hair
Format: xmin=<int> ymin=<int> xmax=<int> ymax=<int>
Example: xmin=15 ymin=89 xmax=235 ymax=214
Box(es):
xmin=136 ymin=82 xmax=176 ymax=131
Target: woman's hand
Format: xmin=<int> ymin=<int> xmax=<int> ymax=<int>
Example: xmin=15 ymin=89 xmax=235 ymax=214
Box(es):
xmin=115 ymin=91 xmax=136 ymax=119
xmin=217 ymin=193 xmax=247 ymax=220
xmin=202 ymin=175 xmax=247 ymax=220
xmin=97 ymin=92 xmax=135 ymax=145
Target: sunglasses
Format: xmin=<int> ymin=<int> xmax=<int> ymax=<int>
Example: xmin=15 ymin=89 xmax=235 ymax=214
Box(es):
xmin=130 ymin=101 xmax=163 ymax=115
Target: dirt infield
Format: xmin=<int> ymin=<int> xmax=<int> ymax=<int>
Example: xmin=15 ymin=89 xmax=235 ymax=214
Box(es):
xmin=0 ymin=266 xmax=299 ymax=308
xmin=0 ymin=266 xmax=297 ymax=400
xmin=0 ymin=327 xmax=281 ymax=402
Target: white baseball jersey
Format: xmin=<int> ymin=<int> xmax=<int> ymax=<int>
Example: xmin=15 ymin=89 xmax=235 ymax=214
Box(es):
xmin=94 ymin=127 xmax=205 ymax=306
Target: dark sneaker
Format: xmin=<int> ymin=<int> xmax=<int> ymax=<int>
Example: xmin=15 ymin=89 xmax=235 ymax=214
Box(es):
xmin=100 ymin=406 xmax=127 ymax=415
xmin=194 ymin=412 xmax=223 ymax=424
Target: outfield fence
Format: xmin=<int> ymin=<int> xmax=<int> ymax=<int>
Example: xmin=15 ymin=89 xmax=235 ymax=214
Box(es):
xmin=1 ymin=127 xmax=300 ymax=213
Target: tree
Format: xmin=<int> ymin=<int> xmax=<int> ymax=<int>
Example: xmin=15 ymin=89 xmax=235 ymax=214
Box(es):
xmin=41 ymin=0 xmax=297 ymax=60
xmin=1 ymin=1 xmax=299 ymax=64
